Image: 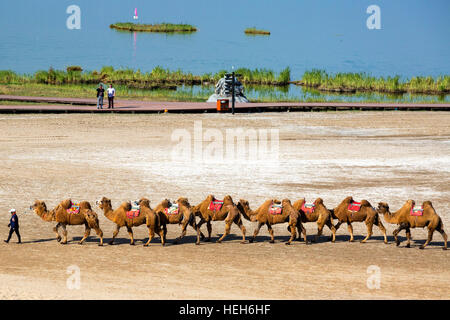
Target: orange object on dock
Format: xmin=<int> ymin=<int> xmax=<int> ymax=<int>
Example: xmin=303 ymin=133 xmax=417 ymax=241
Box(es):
xmin=216 ymin=99 xmax=229 ymax=112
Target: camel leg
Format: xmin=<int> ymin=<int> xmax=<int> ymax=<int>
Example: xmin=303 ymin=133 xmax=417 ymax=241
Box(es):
xmin=196 ymin=218 xmax=206 ymax=240
xmin=60 ymin=224 xmax=68 ymax=244
xmin=300 ymin=223 xmax=308 ymax=244
xmin=144 ymin=227 xmax=155 ymax=247
xmin=286 ymin=224 xmax=297 ymax=245
xmin=249 ymin=222 xmax=264 ymax=243
xmin=126 ymin=226 xmax=135 ymax=245
xmin=314 ymin=221 xmax=325 ymax=243
xmin=393 ymin=226 xmax=401 ymax=246
xmin=159 ymin=226 xmax=166 ymax=246
xmin=347 ymin=222 xmax=354 ymax=242
xmin=189 ymin=217 xmax=201 ymax=245
xmin=79 ymin=225 xmax=91 ymax=245
xmin=326 ymin=219 xmax=336 ymax=243
xmin=94 ymin=227 xmax=104 ymax=246
xmin=109 ymin=225 xmax=121 ymax=245
xmin=334 ymin=221 xmax=342 ymax=231
xmin=393 ymin=224 xmax=407 ymax=246
xmin=420 ymin=228 xmax=434 ymax=250
xmin=174 ymin=221 xmax=189 ymax=245
xmin=53 ymin=223 xmax=62 ymax=242
xmin=267 ymin=223 xmax=275 ymax=243
xmin=437 ymin=223 xmax=447 ymax=250
xmin=217 ymin=222 xmax=231 ymax=243
xmin=234 ymin=217 xmax=246 ymax=244
xmin=405 ymin=227 xmax=412 ymax=248
xmin=375 ymin=217 xmax=388 ymax=244
xmin=206 ymin=221 xmax=212 ymax=242
xmin=361 ymin=220 xmax=373 ymax=243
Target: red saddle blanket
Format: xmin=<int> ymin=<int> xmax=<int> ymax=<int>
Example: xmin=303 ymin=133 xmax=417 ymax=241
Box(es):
xmin=348 ymin=201 xmax=362 ymax=212
xmin=165 ymin=204 xmax=179 ymax=215
xmin=126 ymin=210 xmax=140 ymax=219
xmin=410 ymin=205 xmax=423 ymax=216
xmin=66 ymin=202 xmax=80 ymax=214
xmin=269 ymin=204 xmax=282 ymax=215
xmin=209 ymin=200 xmax=223 ymax=212
xmin=301 ymin=203 xmax=316 ymax=214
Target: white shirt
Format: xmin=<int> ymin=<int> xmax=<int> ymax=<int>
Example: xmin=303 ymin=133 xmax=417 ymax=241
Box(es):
xmin=107 ymin=88 xmax=115 ymax=97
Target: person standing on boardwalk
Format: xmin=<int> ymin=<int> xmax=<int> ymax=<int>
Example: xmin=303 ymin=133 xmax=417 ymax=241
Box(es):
xmin=96 ymin=84 xmax=105 ymax=109
xmin=107 ymin=84 xmax=116 ymax=109
xmin=4 ymin=209 xmax=21 ymax=244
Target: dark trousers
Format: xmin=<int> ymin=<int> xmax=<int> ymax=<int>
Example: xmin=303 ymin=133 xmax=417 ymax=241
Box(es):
xmin=6 ymin=228 xmax=21 ymax=243
xmin=108 ymin=96 xmax=114 ymax=108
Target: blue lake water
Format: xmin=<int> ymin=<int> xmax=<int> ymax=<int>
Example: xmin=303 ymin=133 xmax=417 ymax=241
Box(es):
xmin=0 ymin=0 xmax=449 ymax=102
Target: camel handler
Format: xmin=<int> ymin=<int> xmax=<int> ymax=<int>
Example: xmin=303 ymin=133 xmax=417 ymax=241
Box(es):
xmin=4 ymin=208 xmax=21 ymax=244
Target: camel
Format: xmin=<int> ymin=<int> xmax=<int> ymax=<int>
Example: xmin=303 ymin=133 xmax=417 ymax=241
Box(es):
xmin=96 ymin=197 xmax=148 ymax=245
xmin=192 ymin=195 xmax=246 ymax=243
xmin=377 ymin=200 xmax=447 ymax=250
xmin=237 ymin=198 xmax=304 ymax=245
xmin=137 ymin=198 xmax=166 ymax=247
xmin=30 ymin=199 xmax=103 ymax=245
xmin=331 ymin=196 xmax=387 ymax=243
xmin=152 ymin=197 xmax=201 ymax=245
xmin=292 ymin=198 xmax=336 ymax=242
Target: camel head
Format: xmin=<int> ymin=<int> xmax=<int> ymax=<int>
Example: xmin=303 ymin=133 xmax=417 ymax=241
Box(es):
xmin=377 ymin=202 xmax=390 ymax=215
xmin=237 ymin=199 xmax=250 ymax=212
xmin=96 ymin=197 xmax=111 ymax=210
xmin=314 ymin=198 xmax=324 ymax=206
xmin=177 ymin=197 xmax=190 ymax=207
xmin=30 ymin=200 xmax=55 ymax=221
xmin=30 ymin=200 xmax=47 ymax=212
xmin=138 ymin=198 xmax=151 ymax=208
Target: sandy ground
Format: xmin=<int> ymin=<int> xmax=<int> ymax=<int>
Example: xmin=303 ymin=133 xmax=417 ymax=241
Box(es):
xmin=0 ymin=111 xmax=449 ymax=300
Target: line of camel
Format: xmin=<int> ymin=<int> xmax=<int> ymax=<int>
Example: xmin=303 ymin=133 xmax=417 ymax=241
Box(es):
xmin=29 ymin=195 xmax=448 ymax=250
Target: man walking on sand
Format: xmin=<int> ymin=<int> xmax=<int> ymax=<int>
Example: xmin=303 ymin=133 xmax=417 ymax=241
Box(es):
xmin=96 ymin=84 xmax=105 ymax=109
xmin=4 ymin=209 xmax=21 ymax=244
xmin=107 ymin=84 xmax=115 ymax=109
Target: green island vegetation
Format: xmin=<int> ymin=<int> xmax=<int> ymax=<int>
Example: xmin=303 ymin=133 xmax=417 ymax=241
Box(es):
xmin=110 ymin=22 xmax=197 ymax=33
xmin=301 ymin=69 xmax=450 ymax=94
xmin=244 ymin=27 xmax=271 ymax=35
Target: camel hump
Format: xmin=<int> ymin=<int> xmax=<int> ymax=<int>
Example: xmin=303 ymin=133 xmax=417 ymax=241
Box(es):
xmin=80 ymin=201 xmax=92 ymax=210
xmin=422 ymin=201 xmax=433 ymax=208
xmin=360 ymin=200 xmax=371 ymax=207
xmin=273 ymin=199 xmax=281 ymax=204
xmin=344 ymin=196 xmax=353 ymax=203
xmin=123 ymin=202 xmax=132 ymax=211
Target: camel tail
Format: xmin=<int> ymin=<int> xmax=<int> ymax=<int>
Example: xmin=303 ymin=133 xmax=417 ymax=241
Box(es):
xmin=436 ymin=216 xmax=444 ymax=231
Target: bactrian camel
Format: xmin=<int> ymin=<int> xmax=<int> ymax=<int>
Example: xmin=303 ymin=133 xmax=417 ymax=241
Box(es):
xmin=30 ymin=199 xmax=103 ymax=245
xmin=378 ymin=200 xmax=447 ymax=250
xmin=237 ymin=198 xmax=304 ymax=245
xmin=331 ymin=196 xmax=387 ymax=244
xmin=192 ymin=195 xmax=246 ymax=243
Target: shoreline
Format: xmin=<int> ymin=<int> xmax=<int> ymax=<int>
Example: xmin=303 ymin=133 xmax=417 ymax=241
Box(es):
xmin=0 ymin=95 xmax=449 ymax=113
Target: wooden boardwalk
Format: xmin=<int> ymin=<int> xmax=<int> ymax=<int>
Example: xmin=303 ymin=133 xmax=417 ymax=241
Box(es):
xmin=0 ymin=95 xmax=449 ymax=113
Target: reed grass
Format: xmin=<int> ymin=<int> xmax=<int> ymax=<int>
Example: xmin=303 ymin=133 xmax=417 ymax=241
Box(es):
xmin=0 ymin=66 xmax=291 ymax=87
xmin=244 ymin=28 xmax=271 ymax=35
xmin=110 ymin=23 xmax=197 ymax=33
xmin=301 ymin=69 xmax=450 ymax=94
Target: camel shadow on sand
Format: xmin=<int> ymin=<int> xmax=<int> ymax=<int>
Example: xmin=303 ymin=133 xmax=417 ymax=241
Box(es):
xmin=21 ymin=237 xmax=57 ymax=244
